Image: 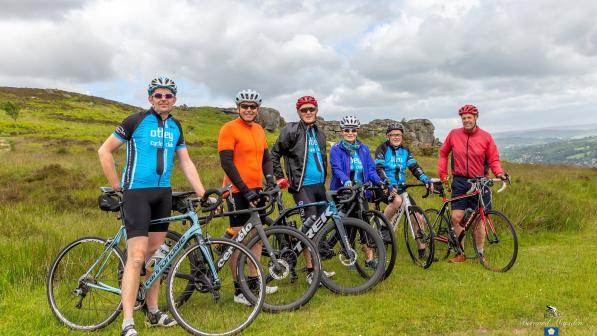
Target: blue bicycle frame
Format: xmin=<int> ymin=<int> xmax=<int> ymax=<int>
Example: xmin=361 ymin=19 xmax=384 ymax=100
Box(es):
xmin=83 ymin=197 xmax=221 ymax=300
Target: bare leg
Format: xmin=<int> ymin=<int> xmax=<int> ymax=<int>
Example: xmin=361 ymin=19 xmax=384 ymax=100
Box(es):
xmin=473 ymin=216 xmax=485 ymax=254
xmin=451 ymin=210 xmax=465 ymax=250
xmin=122 ymin=236 xmax=149 ymax=320
xmin=383 ymin=195 xmax=402 ymax=227
xmin=229 ymin=227 xmax=261 ymax=280
xmin=144 ymin=231 xmax=167 ymax=311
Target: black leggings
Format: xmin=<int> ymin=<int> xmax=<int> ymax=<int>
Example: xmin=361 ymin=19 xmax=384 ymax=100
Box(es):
xmin=292 ymin=183 xmax=327 ymax=221
xmin=122 ymin=187 xmax=172 ymax=239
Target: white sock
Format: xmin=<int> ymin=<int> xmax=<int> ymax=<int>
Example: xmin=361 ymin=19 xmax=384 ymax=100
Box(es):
xmin=148 ymin=306 xmax=159 ymax=314
xmin=122 ymin=318 xmax=134 ymax=329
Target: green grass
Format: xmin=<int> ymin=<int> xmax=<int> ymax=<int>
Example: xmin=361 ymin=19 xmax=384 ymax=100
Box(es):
xmin=1 ymin=228 xmax=594 ymax=335
xmin=1 ymin=87 xmax=596 ymax=335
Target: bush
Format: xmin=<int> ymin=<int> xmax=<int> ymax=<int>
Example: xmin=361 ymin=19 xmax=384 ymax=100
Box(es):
xmin=0 ymin=101 xmax=20 ymax=121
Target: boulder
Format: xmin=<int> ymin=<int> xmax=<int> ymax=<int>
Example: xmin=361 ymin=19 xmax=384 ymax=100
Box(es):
xmin=316 ymin=118 xmax=439 ymax=150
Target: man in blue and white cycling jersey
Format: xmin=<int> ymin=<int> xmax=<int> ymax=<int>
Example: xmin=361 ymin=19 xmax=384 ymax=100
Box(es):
xmin=375 ymin=123 xmax=432 ymax=258
xmin=98 ymin=77 xmax=207 ymax=336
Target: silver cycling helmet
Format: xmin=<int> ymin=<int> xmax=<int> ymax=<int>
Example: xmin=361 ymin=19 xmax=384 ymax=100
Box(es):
xmin=340 ymin=115 xmax=361 ymax=129
xmin=235 ymin=89 xmax=263 ymax=106
xmin=148 ymin=76 xmax=177 ymax=96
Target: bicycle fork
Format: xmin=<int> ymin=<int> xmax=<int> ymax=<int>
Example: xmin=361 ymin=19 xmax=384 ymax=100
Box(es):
xmin=331 ymin=217 xmax=357 ymax=266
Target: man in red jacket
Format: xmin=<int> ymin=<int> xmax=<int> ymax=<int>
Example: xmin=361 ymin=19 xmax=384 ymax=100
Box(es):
xmin=438 ymin=104 xmax=508 ymax=263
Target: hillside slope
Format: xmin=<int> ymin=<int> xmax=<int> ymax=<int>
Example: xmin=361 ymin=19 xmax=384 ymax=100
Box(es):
xmin=0 ymin=87 xmax=596 ymax=335
xmin=501 ymin=136 xmax=597 ymax=167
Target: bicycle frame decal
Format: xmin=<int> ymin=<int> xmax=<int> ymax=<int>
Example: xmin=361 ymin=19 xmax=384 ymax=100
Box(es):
xmin=217 ymin=217 xmax=256 ymax=268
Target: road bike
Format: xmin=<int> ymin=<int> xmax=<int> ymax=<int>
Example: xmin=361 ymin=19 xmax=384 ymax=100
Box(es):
xmin=47 ymin=186 xmax=265 ymax=335
xmin=425 ymin=176 xmax=518 ymax=272
xmin=263 ymin=185 xmax=386 ymax=295
xmin=370 ymin=182 xmax=435 ymax=271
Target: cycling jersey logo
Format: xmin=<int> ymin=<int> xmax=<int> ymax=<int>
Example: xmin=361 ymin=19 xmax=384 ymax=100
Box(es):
xmin=149 ymin=128 xmax=175 ymax=148
xmin=115 ymin=125 xmax=126 ymax=137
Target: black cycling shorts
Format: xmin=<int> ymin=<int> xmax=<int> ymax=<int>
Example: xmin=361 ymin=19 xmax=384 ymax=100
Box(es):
xmin=292 ymin=183 xmax=327 ymax=221
xmin=122 ymin=187 xmax=172 ymax=239
xmin=226 ymin=189 xmax=267 ymax=227
xmin=451 ymin=176 xmax=491 ymax=211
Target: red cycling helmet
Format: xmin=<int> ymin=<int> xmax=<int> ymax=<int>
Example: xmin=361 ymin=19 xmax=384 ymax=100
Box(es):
xmin=458 ymin=104 xmax=478 ymax=116
xmin=296 ymin=96 xmax=318 ymax=110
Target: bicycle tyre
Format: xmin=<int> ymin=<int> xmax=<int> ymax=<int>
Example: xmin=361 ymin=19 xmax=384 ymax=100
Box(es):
xmin=314 ymin=217 xmax=386 ymax=295
xmin=166 ymin=237 xmax=265 ymax=336
xmin=403 ymin=206 xmax=435 ymax=269
xmin=425 ymin=208 xmax=451 ymax=260
xmin=47 ymin=236 xmax=125 ymax=331
xmin=472 ymin=210 xmax=518 ymax=272
xmin=238 ymin=226 xmax=322 ymax=312
xmin=159 ymin=230 xmax=201 ymax=311
xmin=362 ymin=210 xmax=397 ymax=280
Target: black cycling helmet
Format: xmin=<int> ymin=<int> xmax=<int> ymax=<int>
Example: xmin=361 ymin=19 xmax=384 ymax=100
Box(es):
xmin=386 ymin=123 xmax=404 ymax=134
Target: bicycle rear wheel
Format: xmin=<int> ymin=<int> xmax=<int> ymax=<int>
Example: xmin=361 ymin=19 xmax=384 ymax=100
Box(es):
xmin=403 ymin=206 xmax=435 ymax=269
xmin=166 ymin=237 xmax=264 ymax=336
xmin=314 ymin=218 xmax=386 ymax=295
xmin=238 ymin=226 xmax=322 ymax=312
xmin=472 ymin=210 xmax=518 ymax=272
xmin=363 ymin=210 xmax=397 ymax=279
xmin=46 ymin=236 xmax=124 ymax=331
xmin=425 ymin=208 xmax=451 ymax=260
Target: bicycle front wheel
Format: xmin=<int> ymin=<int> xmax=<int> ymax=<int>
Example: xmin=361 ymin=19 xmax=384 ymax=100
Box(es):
xmin=404 ymin=206 xmax=435 ymax=269
xmin=166 ymin=237 xmax=265 ymax=336
xmin=238 ymin=226 xmax=322 ymax=312
xmin=159 ymin=230 xmax=201 ymax=312
xmin=363 ymin=210 xmax=397 ymax=280
xmin=314 ymin=218 xmax=386 ymax=295
xmin=46 ymin=236 xmax=125 ymax=331
xmin=472 ymin=210 xmax=518 ymax=272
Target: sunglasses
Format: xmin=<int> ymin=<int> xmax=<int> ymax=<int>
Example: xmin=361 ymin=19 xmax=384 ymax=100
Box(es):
xmin=342 ymin=128 xmax=358 ymax=134
xmin=299 ymin=107 xmax=317 ymax=113
xmin=239 ymin=104 xmax=259 ymax=110
xmin=152 ymin=93 xmax=175 ymax=99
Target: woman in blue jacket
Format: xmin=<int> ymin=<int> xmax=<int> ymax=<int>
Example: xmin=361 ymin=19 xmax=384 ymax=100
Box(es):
xmin=329 ymin=115 xmax=383 ymax=268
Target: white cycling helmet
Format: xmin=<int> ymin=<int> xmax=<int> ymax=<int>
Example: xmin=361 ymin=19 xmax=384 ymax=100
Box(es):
xmin=235 ymin=89 xmax=262 ymax=106
xmin=340 ymin=115 xmax=361 ymax=129
xmin=148 ymin=76 xmax=177 ymax=95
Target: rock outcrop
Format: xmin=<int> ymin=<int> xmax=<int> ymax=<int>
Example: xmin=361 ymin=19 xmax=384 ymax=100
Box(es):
xmin=316 ymin=118 xmax=440 ymax=152
xmin=213 ymin=107 xmax=438 ymax=151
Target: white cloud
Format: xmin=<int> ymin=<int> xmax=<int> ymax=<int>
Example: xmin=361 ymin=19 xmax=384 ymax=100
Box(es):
xmin=1 ymin=0 xmax=597 ymax=137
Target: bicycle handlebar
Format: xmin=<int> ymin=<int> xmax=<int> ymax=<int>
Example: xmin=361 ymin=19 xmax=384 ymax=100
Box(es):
xmin=465 ymin=176 xmax=510 ymax=194
xmin=326 ymin=183 xmax=363 ymax=205
xmin=196 ymin=184 xmax=233 ymax=212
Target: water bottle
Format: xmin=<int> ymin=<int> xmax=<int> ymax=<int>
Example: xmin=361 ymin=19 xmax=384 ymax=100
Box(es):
xmin=146 ymin=244 xmax=169 ymax=273
xmin=301 ymin=215 xmax=317 ymax=234
xmin=463 ymin=208 xmax=474 ymax=225
xmin=215 ymin=228 xmax=236 ymax=255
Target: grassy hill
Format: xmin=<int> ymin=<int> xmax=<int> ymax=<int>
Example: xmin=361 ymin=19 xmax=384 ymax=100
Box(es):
xmin=1 ymin=87 xmax=596 ymax=335
xmin=501 ymin=136 xmax=597 ymax=167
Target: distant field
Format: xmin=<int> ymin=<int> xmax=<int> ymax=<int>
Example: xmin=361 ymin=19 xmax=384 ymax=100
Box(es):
xmin=1 ymin=88 xmax=596 ymax=335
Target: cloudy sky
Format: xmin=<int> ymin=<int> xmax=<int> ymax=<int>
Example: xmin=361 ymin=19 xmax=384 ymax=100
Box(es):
xmin=2 ymin=0 xmax=597 ymax=139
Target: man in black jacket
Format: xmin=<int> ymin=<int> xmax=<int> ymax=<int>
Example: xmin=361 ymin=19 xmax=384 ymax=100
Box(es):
xmin=271 ymin=95 xmax=334 ymax=284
